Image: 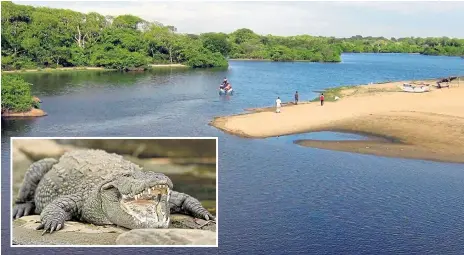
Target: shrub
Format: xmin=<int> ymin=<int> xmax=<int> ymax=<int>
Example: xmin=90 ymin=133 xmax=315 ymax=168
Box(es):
xmin=1 ymin=75 xmax=34 ymax=112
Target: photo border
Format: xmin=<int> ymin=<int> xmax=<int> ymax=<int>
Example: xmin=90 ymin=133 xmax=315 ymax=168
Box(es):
xmin=9 ymin=136 xmax=219 ymax=248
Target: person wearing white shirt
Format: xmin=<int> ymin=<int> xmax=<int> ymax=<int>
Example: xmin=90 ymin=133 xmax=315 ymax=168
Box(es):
xmin=275 ymin=97 xmax=282 ymax=113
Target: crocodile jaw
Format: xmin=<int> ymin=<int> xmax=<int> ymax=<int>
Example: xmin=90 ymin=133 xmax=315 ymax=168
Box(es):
xmin=120 ymin=185 xmax=171 ymax=228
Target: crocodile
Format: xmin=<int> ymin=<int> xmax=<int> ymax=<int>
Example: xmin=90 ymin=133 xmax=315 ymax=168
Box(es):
xmin=12 ymin=149 xmax=215 ymax=235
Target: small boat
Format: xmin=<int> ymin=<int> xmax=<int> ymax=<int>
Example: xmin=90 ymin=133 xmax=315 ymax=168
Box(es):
xmin=219 ymin=88 xmax=234 ymax=95
xmin=401 ymin=83 xmax=430 ymax=93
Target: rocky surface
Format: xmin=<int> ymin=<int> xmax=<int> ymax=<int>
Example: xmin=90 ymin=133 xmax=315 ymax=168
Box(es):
xmin=13 ymin=215 xmax=216 ymax=245
xmin=32 ymin=96 xmax=42 ymax=103
xmin=116 ymin=229 xmax=216 ymax=245
xmin=2 ymin=108 xmax=47 ymax=117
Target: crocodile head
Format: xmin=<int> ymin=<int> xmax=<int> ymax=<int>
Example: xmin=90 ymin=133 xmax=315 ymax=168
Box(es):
xmin=99 ymin=171 xmax=174 ymax=229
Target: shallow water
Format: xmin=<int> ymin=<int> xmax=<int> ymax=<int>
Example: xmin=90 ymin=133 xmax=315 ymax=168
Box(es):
xmin=2 ymin=54 xmax=464 ymax=254
xmin=267 ymin=131 xmax=369 ymax=145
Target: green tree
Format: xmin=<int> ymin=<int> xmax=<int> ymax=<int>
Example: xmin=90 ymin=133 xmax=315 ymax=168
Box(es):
xmin=1 ymin=75 xmax=35 ymax=113
xmin=200 ymin=32 xmax=231 ymax=57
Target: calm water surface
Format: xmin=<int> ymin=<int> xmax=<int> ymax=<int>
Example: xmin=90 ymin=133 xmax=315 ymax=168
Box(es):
xmin=2 ymin=54 xmax=464 ymax=254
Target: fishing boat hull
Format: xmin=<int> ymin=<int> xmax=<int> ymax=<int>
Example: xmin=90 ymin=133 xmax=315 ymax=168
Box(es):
xmin=219 ymin=88 xmax=234 ymax=95
xmin=401 ymin=83 xmax=430 ymax=93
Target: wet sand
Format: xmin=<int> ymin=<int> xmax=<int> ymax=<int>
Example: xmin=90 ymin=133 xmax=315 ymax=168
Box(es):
xmin=210 ymin=78 xmax=464 ymax=163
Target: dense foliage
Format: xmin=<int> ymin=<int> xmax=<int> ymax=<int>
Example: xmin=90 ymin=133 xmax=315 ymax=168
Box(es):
xmin=1 ymin=74 xmax=35 ymax=112
xmin=1 ymin=2 xmax=228 ymax=70
xmin=332 ymin=35 xmax=464 ymax=56
xmin=1 ymin=2 xmax=463 ymax=72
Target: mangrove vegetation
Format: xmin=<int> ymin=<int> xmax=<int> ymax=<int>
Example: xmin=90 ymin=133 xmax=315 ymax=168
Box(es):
xmin=1 ymin=74 xmax=39 ymax=113
xmin=2 ymin=2 xmax=463 ymax=72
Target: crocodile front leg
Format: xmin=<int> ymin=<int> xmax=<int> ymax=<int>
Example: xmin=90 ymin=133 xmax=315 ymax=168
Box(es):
xmin=169 ymin=191 xmax=215 ymax=221
xmin=13 ymin=158 xmax=58 ymax=219
xmin=36 ymin=194 xmax=84 ymax=235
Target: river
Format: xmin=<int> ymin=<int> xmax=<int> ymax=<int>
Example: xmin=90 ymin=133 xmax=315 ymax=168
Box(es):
xmin=2 ymin=53 xmax=464 ymax=254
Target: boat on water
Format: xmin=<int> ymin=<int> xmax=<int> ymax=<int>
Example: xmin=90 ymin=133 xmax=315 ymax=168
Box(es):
xmin=219 ymin=81 xmax=234 ymax=95
xmin=219 ymin=88 xmax=234 ymax=95
xmin=400 ymin=83 xmax=430 ymax=93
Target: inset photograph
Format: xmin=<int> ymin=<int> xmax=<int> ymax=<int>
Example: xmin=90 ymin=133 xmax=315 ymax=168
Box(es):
xmin=11 ymin=137 xmax=217 ymax=247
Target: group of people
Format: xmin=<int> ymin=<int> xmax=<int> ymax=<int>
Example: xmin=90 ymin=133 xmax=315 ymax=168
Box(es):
xmin=275 ymin=91 xmax=324 ymax=113
xmin=220 ymin=77 xmax=232 ymax=92
xmin=218 ymin=77 xmax=327 ymax=113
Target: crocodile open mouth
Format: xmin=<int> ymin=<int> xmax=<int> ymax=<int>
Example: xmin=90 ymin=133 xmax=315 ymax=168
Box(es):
xmin=120 ymin=184 xmax=171 ymax=228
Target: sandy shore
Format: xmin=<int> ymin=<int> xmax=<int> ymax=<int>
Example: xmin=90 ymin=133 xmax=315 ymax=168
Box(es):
xmin=1 ymin=67 xmax=111 ymax=73
xmin=210 ymin=77 xmax=464 ymax=163
xmin=2 ymin=108 xmax=47 ymax=117
xmin=1 ymin=64 xmax=188 ymax=73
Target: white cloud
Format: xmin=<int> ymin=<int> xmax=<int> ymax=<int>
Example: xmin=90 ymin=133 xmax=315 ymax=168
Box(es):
xmin=335 ymin=1 xmax=462 ymax=15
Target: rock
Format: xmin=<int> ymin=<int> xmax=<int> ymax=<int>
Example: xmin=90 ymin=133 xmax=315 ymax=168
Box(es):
xmin=13 ymin=139 xmax=71 ymax=161
xmin=13 ymin=215 xmax=125 ymax=245
xmin=13 ymin=214 xmax=216 ymax=245
xmin=115 ymin=229 xmax=216 ymax=245
xmin=2 ymin=108 xmax=47 ymax=117
xmin=170 ymin=214 xmax=216 ymax=232
xmin=32 ymin=96 xmax=42 ymax=103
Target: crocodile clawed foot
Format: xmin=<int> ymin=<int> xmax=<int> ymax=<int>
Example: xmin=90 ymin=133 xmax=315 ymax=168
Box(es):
xmin=36 ymin=217 xmax=65 ymax=235
xmin=12 ymin=202 xmax=35 ymax=219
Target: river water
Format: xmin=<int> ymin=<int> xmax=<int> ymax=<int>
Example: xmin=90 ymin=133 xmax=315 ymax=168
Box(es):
xmin=2 ymin=54 xmax=464 ymax=254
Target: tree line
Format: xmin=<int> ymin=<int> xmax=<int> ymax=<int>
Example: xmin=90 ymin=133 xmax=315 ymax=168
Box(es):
xmin=1 ymin=1 xmax=463 ymax=72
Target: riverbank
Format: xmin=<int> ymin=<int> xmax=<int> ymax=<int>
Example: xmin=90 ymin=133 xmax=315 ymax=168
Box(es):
xmin=210 ymin=77 xmax=464 ymax=163
xmin=1 ymin=67 xmax=111 ymax=73
xmin=2 ymin=108 xmax=47 ymax=117
xmin=1 ymin=64 xmax=189 ymax=73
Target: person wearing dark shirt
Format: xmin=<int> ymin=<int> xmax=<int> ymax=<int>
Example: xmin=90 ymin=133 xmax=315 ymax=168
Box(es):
xmin=220 ymin=77 xmax=228 ymax=89
xmin=294 ymin=91 xmax=299 ymax=105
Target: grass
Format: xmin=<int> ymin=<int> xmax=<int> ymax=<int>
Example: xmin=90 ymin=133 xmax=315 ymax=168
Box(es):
xmin=309 ymin=83 xmax=403 ymax=102
xmin=310 ymin=85 xmax=356 ymax=102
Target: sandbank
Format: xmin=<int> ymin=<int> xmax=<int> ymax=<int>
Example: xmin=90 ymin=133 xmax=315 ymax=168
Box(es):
xmin=210 ymin=77 xmax=464 ymax=163
xmin=2 ymin=108 xmax=47 ymax=118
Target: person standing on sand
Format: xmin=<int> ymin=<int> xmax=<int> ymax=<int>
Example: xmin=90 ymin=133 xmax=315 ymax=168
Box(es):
xmin=276 ymin=97 xmax=282 ymax=113
xmin=320 ymin=93 xmax=324 ymax=106
xmin=294 ymin=91 xmax=299 ymax=105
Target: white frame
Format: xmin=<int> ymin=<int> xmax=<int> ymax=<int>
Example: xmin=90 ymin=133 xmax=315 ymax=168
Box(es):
xmin=9 ymin=137 xmax=219 ymax=248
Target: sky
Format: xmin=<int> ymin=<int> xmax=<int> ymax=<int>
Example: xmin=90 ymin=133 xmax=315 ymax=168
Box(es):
xmin=11 ymin=1 xmax=464 ymax=38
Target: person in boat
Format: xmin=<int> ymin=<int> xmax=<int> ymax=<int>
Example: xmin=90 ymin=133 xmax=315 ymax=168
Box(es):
xmin=224 ymin=83 xmax=232 ymax=91
xmin=220 ymin=77 xmax=228 ymax=89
